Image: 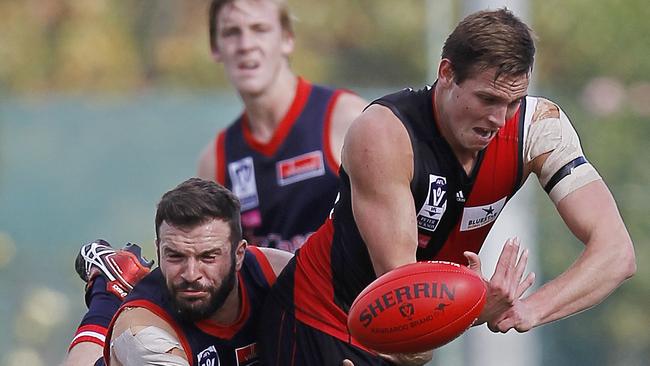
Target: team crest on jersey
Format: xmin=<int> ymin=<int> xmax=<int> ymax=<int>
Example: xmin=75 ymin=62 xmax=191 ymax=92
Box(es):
xmin=416 ymin=174 xmax=447 ymax=232
xmin=228 ymin=157 xmax=259 ymax=211
xmin=276 ymin=151 xmax=325 ymax=186
xmin=235 ymin=342 xmax=259 ymax=365
xmin=197 ymin=345 xmax=220 ymax=366
xmin=460 ymin=196 xmax=507 ymax=231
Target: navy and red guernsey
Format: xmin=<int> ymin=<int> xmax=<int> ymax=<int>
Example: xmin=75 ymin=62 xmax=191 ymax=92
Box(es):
xmin=105 ymin=246 xmax=276 ymax=366
xmin=214 ymin=77 xmax=347 ymax=253
xmin=259 ymin=85 xmax=533 ymax=363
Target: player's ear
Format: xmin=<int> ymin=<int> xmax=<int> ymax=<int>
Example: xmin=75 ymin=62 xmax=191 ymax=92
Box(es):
xmin=155 ymin=238 xmax=161 ymax=264
xmin=438 ymin=59 xmax=455 ymax=87
xmin=235 ymin=239 xmax=247 ymax=271
xmin=212 ymin=47 xmax=222 ymax=63
xmin=281 ymin=30 xmax=295 ymax=56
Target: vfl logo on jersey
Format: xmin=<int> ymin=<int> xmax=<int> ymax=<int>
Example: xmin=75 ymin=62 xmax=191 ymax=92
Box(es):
xmin=460 ymin=196 xmax=507 ymax=231
xmin=416 ymin=175 xmax=447 ymax=232
xmin=197 ymin=345 xmax=220 ymax=366
xmin=276 ymin=151 xmax=325 ymax=186
xmin=228 ymin=157 xmax=259 ymax=211
xmin=235 ymin=342 xmax=259 ymax=365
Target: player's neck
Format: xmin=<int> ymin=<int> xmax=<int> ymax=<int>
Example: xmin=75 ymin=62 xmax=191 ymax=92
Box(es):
xmin=241 ymin=70 xmax=298 ymax=144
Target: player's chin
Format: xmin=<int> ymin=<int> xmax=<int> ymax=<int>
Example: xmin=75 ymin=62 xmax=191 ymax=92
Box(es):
xmin=174 ymin=297 xmax=214 ymax=320
xmin=465 ymin=139 xmax=490 ymax=152
xmin=232 ymin=77 xmax=268 ymax=96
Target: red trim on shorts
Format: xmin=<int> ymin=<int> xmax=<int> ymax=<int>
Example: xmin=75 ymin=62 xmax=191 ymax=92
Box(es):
xmin=242 ymin=77 xmax=312 ymax=157
xmin=104 ymin=299 xmax=196 ymax=366
xmin=246 ymin=245 xmax=277 ymax=285
xmin=323 ymin=90 xmax=346 ymax=176
xmin=194 ymin=272 xmax=250 ymax=340
xmin=215 ymin=130 xmax=227 ymax=185
xmin=68 ymin=324 xmax=108 ymax=351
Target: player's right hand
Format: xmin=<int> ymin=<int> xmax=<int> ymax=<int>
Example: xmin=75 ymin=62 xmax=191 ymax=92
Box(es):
xmin=75 ymin=239 xmax=154 ymax=299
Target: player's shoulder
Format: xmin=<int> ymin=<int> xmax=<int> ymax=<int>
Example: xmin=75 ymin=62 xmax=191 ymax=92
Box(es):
xmin=343 ymin=102 xmax=412 ymax=167
xmin=197 ymin=138 xmax=217 ymax=180
xmin=376 ymin=85 xmax=432 ymax=105
xmin=526 ymin=96 xmax=563 ymax=123
xmin=335 ymin=90 xmax=368 ymax=110
xmin=112 ymin=306 xmax=176 ymax=340
xmin=329 ymin=92 xmax=367 ymax=130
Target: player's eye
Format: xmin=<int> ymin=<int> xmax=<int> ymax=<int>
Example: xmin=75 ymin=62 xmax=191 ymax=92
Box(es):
xmin=220 ymin=27 xmax=239 ymax=37
xmin=166 ymin=252 xmax=184 ymax=262
xmin=479 ymin=94 xmax=497 ymax=104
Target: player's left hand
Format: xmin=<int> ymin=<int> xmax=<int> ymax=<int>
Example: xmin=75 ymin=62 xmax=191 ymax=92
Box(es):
xmin=490 ymin=297 xmax=537 ymax=333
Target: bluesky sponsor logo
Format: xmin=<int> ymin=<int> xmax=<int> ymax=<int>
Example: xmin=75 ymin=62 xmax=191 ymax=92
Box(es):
xmin=459 ymin=197 xmax=507 ymax=231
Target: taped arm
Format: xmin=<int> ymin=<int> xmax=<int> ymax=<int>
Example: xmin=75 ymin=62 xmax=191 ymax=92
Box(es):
xmin=524 ymin=98 xmax=601 ymax=203
xmin=517 ymin=98 xmax=636 ymax=329
xmin=342 ymin=104 xmax=417 ymax=276
xmin=109 ymin=307 xmax=189 ymax=366
xmin=111 ymin=326 xmax=188 ymax=366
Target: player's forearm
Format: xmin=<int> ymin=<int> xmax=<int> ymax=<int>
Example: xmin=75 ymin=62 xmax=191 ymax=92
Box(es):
xmin=525 ymin=235 xmax=635 ymax=326
xmin=63 ymin=342 xmax=103 ymax=366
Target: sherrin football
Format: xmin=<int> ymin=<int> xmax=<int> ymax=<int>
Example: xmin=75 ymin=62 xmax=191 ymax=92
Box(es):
xmin=347 ymin=261 xmax=487 ymax=354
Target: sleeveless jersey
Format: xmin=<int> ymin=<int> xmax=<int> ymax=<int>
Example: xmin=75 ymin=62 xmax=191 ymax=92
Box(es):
xmin=104 ymin=246 xmax=276 ymax=366
xmin=214 ymin=77 xmax=345 ymax=253
xmin=288 ymin=85 xmax=530 ymax=344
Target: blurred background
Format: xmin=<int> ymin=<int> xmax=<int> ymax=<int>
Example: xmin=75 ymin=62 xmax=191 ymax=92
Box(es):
xmin=0 ymin=0 xmax=648 ymax=365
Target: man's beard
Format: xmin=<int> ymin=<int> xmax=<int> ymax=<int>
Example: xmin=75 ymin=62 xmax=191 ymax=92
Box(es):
xmin=168 ymin=256 xmax=237 ymax=322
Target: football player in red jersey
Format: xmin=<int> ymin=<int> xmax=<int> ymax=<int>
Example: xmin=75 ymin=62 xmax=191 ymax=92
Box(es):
xmin=259 ymin=8 xmax=636 ymax=366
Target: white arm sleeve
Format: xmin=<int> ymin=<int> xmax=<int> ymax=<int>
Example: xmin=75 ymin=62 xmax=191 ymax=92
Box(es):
xmin=111 ymin=326 xmax=189 ymax=366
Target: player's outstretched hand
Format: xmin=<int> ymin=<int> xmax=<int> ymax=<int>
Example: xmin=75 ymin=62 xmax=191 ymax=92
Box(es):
xmin=75 ymin=239 xmax=154 ymax=299
xmin=464 ymin=237 xmax=535 ymax=333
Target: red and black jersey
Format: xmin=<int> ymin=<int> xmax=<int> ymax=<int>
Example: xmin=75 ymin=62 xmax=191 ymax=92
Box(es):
xmin=104 ymin=246 xmax=276 ymax=366
xmin=284 ymin=85 xmax=527 ymax=345
xmin=213 ymin=77 xmax=347 ymax=253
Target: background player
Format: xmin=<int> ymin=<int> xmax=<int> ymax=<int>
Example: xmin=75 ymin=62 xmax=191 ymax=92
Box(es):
xmin=197 ymin=0 xmax=367 ymax=252
xmin=259 ymin=8 xmax=636 ymax=365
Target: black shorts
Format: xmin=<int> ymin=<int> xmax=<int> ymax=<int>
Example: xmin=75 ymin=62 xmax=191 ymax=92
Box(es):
xmin=258 ymin=259 xmax=393 ymax=366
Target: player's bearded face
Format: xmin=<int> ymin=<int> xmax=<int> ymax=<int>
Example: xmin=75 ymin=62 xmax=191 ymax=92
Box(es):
xmin=168 ymin=252 xmax=237 ymax=322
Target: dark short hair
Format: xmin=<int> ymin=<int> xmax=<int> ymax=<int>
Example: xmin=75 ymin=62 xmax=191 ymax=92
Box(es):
xmin=155 ymin=178 xmax=242 ymax=246
xmin=441 ymin=8 xmax=535 ymax=83
xmin=208 ymin=0 xmax=294 ymax=54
